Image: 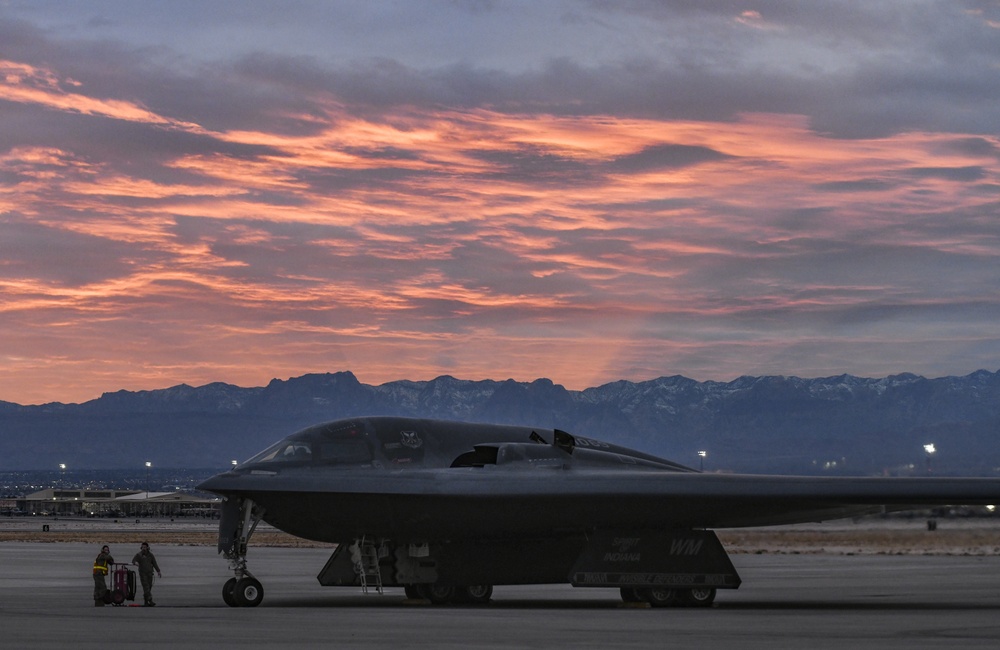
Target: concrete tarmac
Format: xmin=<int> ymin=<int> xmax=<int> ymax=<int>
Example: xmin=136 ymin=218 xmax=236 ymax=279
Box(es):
xmin=3 ymin=542 xmax=1000 ymax=649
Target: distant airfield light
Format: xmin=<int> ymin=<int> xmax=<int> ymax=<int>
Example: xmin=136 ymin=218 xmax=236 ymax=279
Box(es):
xmin=697 ymin=450 xmax=707 ymax=471
xmin=987 ymin=505 xmax=996 ymax=513
xmin=923 ymin=444 xmax=936 ymax=455
xmin=231 ymin=460 xmax=238 ymax=468
xmin=58 ymin=463 xmax=66 ymax=470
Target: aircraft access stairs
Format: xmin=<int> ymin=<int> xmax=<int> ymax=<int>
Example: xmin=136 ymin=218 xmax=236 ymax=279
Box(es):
xmin=352 ymin=536 xmax=384 ymax=594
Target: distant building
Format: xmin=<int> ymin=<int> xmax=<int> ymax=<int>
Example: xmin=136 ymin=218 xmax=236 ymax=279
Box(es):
xmin=15 ymin=488 xmax=219 ymax=518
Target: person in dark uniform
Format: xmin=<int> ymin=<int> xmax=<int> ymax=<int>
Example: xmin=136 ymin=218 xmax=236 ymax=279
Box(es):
xmin=93 ymin=545 xmax=113 ymax=606
xmin=131 ymin=542 xmax=162 ymax=606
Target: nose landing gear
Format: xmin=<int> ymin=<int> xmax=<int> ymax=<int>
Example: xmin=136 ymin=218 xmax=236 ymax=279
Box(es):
xmin=218 ymin=497 xmax=266 ymax=607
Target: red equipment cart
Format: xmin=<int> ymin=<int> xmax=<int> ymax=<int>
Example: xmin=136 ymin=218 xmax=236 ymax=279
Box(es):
xmin=108 ymin=562 xmax=137 ymax=606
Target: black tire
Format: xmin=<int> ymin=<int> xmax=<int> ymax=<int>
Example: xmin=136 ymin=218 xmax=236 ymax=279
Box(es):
xmin=403 ymin=584 xmax=423 ymax=600
xmin=461 ymin=584 xmax=493 ymax=604
xmin=619 ymin=587 xmax=644 ymax=603
xmin=640 ymin=586 xmax=678 ymax=607
xmin=678 ymin=587 xmax=716 ymax=607
xmin=233 ymin=577 xmax=264 ymax=607
xmin=111 ymin=589 xmax=125 ymax=605
xmin=222 ymin=577 xmax=238 ymax=607
xmin=422 ymin=584 xmax=456 ymax=605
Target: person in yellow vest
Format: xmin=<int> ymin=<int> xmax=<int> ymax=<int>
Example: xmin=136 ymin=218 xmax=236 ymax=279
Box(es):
xmin=93 ymin=545 xmax=113 ymax=606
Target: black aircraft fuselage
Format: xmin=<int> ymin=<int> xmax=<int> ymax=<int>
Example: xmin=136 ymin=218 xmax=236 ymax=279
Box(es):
xmin=198 ymin=416 xmax=1000 ymax=608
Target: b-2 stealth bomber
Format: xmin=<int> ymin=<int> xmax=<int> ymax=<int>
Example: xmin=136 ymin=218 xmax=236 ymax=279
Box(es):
xmin=197 ymin=416 xmax=1000 ymax=607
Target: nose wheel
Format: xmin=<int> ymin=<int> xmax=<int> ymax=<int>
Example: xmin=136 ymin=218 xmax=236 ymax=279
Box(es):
xmin=222 ymin=578 xmax=238 ymax=606
xmin=232 ymin=577 xmax=264 ymax=607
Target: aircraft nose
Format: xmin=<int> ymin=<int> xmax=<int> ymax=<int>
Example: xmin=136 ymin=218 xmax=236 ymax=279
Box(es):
xmin=197 ymin=472 xmax=233 ymax=494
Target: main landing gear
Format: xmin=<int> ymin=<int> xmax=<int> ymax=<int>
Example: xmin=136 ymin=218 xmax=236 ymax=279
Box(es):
xmin=219 ymin=497 xmax=266 ymax=607
xmin=404 ymin=584 xmax=495 ymax=605
xmin=620 ymin=586 xmax=717 ymax=608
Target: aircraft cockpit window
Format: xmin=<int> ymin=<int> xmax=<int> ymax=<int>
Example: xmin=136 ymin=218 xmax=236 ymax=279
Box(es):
xmin=246 ymin=440 xmax=314 ymax=464
xmin=317 ymin=439 xmax=372 ymax=465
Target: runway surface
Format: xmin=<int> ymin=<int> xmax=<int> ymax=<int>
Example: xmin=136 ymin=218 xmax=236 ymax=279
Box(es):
xmin=2 ymin=542 xmax=1000 ymax=649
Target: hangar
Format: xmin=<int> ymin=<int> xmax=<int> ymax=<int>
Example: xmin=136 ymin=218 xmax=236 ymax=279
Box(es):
xmin=14 ymin=488 xmax=218 ymax=518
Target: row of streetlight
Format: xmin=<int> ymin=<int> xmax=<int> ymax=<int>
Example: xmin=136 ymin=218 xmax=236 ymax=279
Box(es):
xmin=692 ymin=443 xmax=938 ymax=473
xmin=54 ymin=444 xmax=937 ymax=479
xmin=54 ymin=459 xmax=238 ymax=477
xmin=55 ymin=460 xmax=155 ymax=492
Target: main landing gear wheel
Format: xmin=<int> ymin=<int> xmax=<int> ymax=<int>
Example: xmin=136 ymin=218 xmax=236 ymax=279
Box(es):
xmin=678 ymin=587 xmax=716 ymax=607
xmin=416 ymin=584 xmax=494 ymax=605
xmin=619 ymin=587 xmax=644 ymax=603
xmin=232 ymin=577 xmax=264 ymax=607
xmin=639 ymin=587 xmax=678 ymax=607
xmin=420 ymin=584 xmax=457 ymax=605
xmin=404 ymin=584 xmax=422 ymax=600
xmin=460 ymin=584 xmax=493 ymax=604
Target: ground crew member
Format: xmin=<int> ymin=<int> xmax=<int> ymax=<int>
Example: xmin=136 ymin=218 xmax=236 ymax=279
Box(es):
xmin=131 ymin=542 xmax=162 ymax=606
xmin=93 ymin=545 xmax=113 ymax=606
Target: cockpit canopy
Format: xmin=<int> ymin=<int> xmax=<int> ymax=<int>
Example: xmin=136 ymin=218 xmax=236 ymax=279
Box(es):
xmin=243 ymin=422 xmax=373 ymax=467
xmin=235 ymin=417 xmax=697 ymax=473
xmin=245 ymin=437 xmax=373 ymax=465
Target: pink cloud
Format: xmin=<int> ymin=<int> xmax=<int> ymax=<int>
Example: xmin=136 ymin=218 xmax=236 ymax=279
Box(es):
xmin=3 ymin=54 xmax=1000 ymax=403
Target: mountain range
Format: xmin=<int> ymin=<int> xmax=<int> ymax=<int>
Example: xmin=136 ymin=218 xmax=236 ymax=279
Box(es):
xmin=2 ymin=370 xmax=999 ymax=475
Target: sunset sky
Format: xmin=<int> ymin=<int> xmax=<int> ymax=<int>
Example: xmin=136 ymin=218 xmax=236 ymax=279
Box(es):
xmin=3 ymin=1 xmax=1000 ymax=405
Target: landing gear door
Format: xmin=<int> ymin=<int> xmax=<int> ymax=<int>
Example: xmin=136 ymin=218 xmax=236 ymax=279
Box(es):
xmin=570 ymin=530 xmax=741 ymax=590
xmin=217 ymin=497 xmax=242 ymax=555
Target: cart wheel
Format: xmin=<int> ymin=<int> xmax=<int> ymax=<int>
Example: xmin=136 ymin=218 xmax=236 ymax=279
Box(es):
xmin=222 ymin=577 xmax=238 ymax=607
xmin=233 ymin=577 xmax=263 ymax=607
xmin=111 ymin=589 xmax=125 ymax=605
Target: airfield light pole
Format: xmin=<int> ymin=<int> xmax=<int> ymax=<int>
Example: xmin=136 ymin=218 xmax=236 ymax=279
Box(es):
xmin=923 ymin=444 xmax=936 ymax=474
xmin=58 ymin=463 xmax=66 ymax=487
xmin=145 ymin=461 xmax=152 ymax=498
xmin=231 ymin=460 xmax=238 ymax=469
xmin=698 ymin=450 xmax=707 ymax=471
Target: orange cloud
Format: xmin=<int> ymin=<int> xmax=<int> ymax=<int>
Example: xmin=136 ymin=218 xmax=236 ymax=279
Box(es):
xmin=4 ymin=56 xmax=1000 ymax=403
xmin=1 ymin=60 xmax=203 ymax=130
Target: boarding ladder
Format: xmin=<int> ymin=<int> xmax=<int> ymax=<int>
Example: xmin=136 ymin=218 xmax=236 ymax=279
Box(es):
xmin=354 ymin=536 xmax=384 ymax=595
